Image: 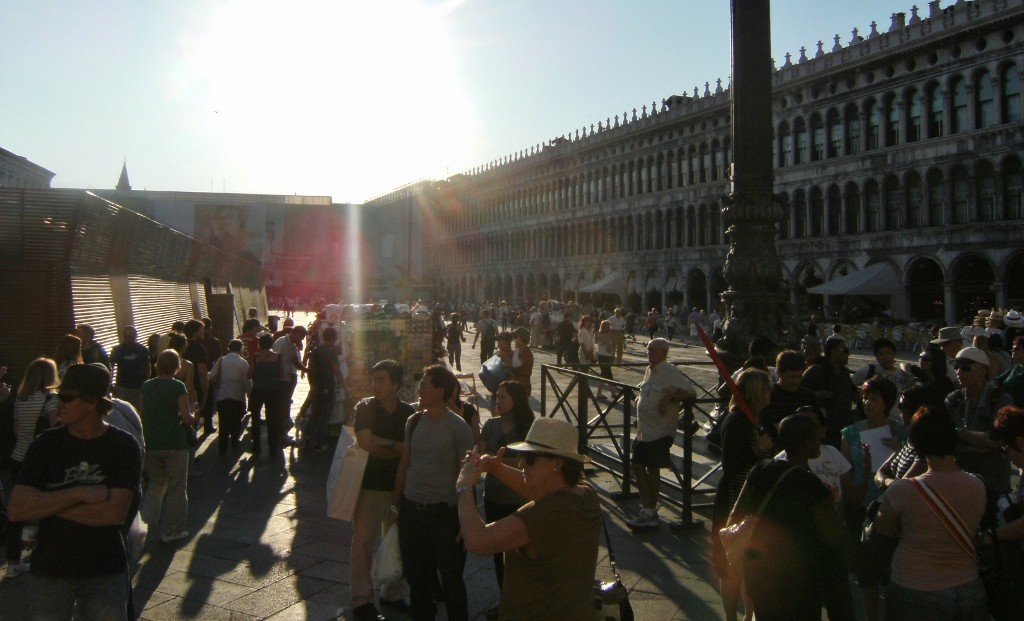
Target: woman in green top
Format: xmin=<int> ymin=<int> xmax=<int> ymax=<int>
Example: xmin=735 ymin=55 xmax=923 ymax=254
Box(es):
xmin=140 ymin=349 xmax=195 ymax=544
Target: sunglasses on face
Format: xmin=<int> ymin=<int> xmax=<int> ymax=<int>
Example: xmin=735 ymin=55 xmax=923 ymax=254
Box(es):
xmin=919 ymin=355 xmax=932 ymax=362
xmin=521 ymin=452 xmax=553 ymax=466
xmin=57 ymin=393 xmax=81 ymax=403
xmin=953 ymin=362 xmax=976 ymax=371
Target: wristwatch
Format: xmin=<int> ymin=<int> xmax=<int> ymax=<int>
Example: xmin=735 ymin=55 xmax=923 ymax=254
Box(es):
xmin=456 ymin=486 xmax=474 ymax=496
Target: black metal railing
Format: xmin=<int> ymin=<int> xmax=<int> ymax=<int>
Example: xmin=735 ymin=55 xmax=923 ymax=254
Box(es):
xmin=540 ymin=360 xmax=722 ymax=529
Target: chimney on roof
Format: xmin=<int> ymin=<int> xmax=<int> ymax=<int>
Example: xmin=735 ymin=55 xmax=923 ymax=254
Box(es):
xmin=116 ymin=161 xmax=132 ymax=191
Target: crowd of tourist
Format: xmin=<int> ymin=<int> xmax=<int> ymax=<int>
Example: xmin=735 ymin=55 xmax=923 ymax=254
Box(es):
xmin=3 ymin=297 xmax=1024 ymax=621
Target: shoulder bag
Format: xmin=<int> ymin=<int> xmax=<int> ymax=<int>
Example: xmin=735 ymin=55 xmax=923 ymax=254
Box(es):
xmin=911 ymin=478 xmax=1019 ymax=621
xmin=719 ymin=465 xmax=799 ymax=572
xmin=33 ymin=393 xmax=55 ymax=437
xmin=595 ymin=514 xmax=634 ymax=621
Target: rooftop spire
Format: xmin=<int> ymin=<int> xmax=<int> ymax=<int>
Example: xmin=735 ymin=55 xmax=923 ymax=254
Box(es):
xmin=116 ymin=160 xmax=132 ymax=191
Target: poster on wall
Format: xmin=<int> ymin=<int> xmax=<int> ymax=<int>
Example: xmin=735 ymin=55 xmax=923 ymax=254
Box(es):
xmin=194 ymin=204 xmax=264 ymax=263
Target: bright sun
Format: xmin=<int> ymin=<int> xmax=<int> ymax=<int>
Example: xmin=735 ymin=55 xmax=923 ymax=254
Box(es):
xmin=175 ymin=0 xmax=475 ymax=201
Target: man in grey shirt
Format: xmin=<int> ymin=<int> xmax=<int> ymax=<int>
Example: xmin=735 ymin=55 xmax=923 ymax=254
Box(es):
xmin=393 ymin=365 xmax=474 ymax=621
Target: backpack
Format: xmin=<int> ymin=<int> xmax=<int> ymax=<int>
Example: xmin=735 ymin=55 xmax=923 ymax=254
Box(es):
xmin=481 ymin=320 xmax=497 ymax=344
xmin=448 ymin=323 xmax=460 ymax=343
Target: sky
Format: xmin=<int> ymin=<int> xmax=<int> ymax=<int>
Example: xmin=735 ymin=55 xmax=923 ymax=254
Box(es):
xmin=1 ymin=1 xmax=928 ymax=204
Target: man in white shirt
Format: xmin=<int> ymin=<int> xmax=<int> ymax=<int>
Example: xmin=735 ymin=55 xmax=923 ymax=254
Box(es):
xmin=608 ymin=308 xmax=627 ymax=363
xmin=272 ymin=326 xmax=308 ymax=445
xmin=627 ymin=338 xmax=695 ymax=528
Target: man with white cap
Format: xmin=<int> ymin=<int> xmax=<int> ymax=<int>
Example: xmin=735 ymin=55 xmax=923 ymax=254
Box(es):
xmin=945 ymin=346 xmax=1013 ymax=523
xmin=627 ymin=338 xmax=696 ymax=528
xmin=931 ymin=326 xmax=963 ymax=384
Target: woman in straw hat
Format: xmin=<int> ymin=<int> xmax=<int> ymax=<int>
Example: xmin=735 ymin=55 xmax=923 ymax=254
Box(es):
xmin=456 ymin=417 xmax=601 ymax=621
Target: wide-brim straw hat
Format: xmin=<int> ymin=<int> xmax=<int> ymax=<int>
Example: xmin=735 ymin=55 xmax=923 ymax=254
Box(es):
xmin=507 ymin=418 xmax=590 ymax=463
xmin=1005 ymin=310 xmax=1024 ymax=328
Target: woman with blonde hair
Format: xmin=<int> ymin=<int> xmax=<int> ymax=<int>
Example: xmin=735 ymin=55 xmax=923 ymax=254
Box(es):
xmin=55 ymin=333 xmax=83 ymax=380
xmin=711 ymin=368 xmax=776 ymax=621
xmin=4 ymin=357 xmax=60 ymax=577
xmin=140 ymin=349 xmax=196 ymax=544
xmin=595 ymin=320 xmax=616 ymax=400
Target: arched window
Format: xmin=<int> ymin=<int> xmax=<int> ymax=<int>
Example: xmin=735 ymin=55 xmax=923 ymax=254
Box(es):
xmin=976 ymin=70 xmax=994 ymax=129
xmin=686 ymin=207 xmax=696 ymax=247
xmin=778 ymin=200 xmax=790 ymax=240
xmin=1001 ymin=65 xmax=1021 ymax=124
xmin=827 ymin=109 xmax=842 ymax=157
xmin=827 ymin=185 xmax=842 ymax=236
xmin=713 ymin=141 xmax=724 ymax=181
xmin=976 ymin=162 xmax=997 ymax=222
xmin=865 ymin=180 xmax=881 ymax=232
xmin=907 ymin=89 xmax=922 ymax=142
xmin=885 ymin=95 xmax=900 ymax=146
xmin=952 ymin=166 xmax=970 ymax=224
xmin=927 ymin=82 xmax=944 ymax=138
xmin=952 ymin=77 xmax=968 ymax=133
xmin=700 ymin=144 xmax=710 ymax=183
xmin=845 ymin=183 xmax=861 ymax=234
xmin=866 ymin=99 xmax=881 ymax=150
xmin=794 ymin=117 xmax=808 ymax=164
xmin=927 ymin=169 xmax=945 ymax=227
xmin=906 ymin=172 xmax=924 ymax=228
xmin=697 ymin=206 xmax=707 ymax=246
xmin=810 ymin=187 xmax=824 ymax=236
xmin=811 ymin=113 xmax=825 ymax=161
xmin=778 ymin=121 xmax=792 ymax=167
xmin=846 ymin=104 xmax=861 ymax=155
xmin=884 ymin=174 xmax=902 ymax=230
xmin=709 ymin=204 xmax=721 ymax=245
xmin=688 ymin=147 xmax=699 ymax=186
xmin=793 ymin=190 xmax=807 ymax=238
xmin=1004 ymin=158 xmax=1023 ymax=219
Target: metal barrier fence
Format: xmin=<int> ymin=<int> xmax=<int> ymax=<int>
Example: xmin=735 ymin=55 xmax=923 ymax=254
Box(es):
xmin=540 ymin=360 xmax=723 ymax=529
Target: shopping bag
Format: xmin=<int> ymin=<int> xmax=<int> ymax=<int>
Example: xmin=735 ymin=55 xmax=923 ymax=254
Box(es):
xmin=372 ymin=522 xmax=403 ymax=584
xmin=479 ymin=355 xmax=508 ymax=394
xmin=326 ymin=427 xmax=368 ymax=522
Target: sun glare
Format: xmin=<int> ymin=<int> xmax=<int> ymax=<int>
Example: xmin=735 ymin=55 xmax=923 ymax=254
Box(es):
xmin=174 ymin=0 xmax=475 ymax=201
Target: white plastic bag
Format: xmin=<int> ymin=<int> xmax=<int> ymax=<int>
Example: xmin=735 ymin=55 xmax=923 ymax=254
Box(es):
xmin=326 ymin=427 xmax=368 ymax=522
xmin=372 ymin=522 xmax=403 ymax=585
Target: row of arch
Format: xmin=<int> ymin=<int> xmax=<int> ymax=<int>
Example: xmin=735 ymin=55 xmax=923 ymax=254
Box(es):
xmin=776 ymin=62 xmax=1021 ymax=167
xmin=440 ymin=250 xmax=1024 ymax=324
xmin=444 ymin=135 xmax=732 ymax=233
xmin=439 ymin=203 xmax=726 ymax=268
xmin=437 ymin=154 xmax=1022 ymax=268
xmin=780 ymin=155 xmax=1023 ymax=239
xmin=789 ymin=251 xmax=1024 ymax=322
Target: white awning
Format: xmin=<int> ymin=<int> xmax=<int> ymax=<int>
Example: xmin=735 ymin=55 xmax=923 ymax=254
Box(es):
xmin=581 ymin=271 xmax=625 ymax=294
xmin=807 ymin=263 xmax=901 ymax=296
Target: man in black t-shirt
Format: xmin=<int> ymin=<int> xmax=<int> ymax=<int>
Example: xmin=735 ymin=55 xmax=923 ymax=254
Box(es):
xmin=349 ymin=360 xmax=414 ymax=621
xmin=762 ymin=351 xmax=818 ymax=437
xmin=9 ymin=364 xmax=142 ymax=620
xmin=183 ymin=319 xmax=210 ymax=429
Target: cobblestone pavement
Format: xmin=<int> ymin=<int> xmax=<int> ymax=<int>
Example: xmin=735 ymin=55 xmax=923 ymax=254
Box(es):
xmin=1 ymin=315 xmax=885 ymax=620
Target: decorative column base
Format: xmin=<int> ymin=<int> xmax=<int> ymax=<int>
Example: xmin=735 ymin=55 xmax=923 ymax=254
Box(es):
xmin=717 ymin=191 xmax=803 ymax=356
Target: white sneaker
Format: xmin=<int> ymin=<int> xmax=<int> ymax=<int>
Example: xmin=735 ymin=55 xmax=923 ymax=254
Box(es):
xmin=5 ymin=561 xmax=29 ymax=579
xmin=161 ymin=531 xmax=190 ymax=544
xmin=626 ymin=509 xmax=658 ymax=529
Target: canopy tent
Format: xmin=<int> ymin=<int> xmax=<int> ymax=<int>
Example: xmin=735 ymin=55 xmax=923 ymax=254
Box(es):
xmin=807 ymin=263 xmax=901 ymax=296
xmin=581 ymin=271 xmax=625 ymax=294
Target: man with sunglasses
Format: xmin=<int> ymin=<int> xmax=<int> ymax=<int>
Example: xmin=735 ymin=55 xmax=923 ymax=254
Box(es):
xmin=8 ymin=363 xmax=142 ymax=620
xmin=945 ymin=346 xmax=1013 ymax=525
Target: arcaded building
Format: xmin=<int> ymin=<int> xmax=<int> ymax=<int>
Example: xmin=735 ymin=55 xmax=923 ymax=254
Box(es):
xmin=426 ymin=0 xmax=1023 ymax=326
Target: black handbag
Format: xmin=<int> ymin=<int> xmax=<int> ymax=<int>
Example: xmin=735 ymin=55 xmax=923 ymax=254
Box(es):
xmin=594 ymin=515 xmax=634 ymax=621
xmin=33 ymin=393 xmax=55 ymax=437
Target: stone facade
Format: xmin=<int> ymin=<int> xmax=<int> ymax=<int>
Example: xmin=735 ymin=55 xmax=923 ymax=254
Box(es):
xmin=0 ymin=146 xmax=54 ymax=189
xmin=426 ymin=0 xmax=1024 ymax=326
